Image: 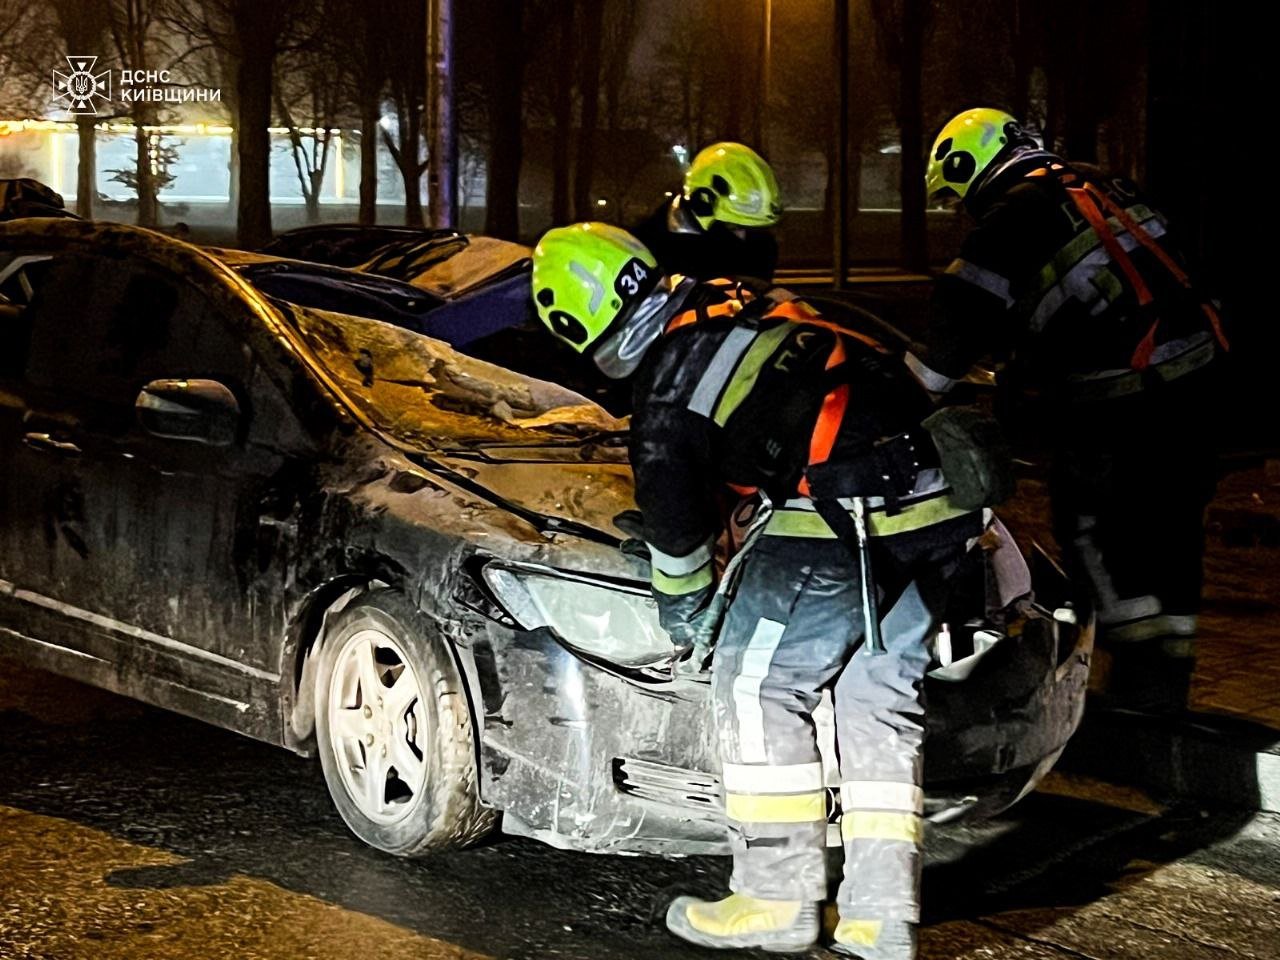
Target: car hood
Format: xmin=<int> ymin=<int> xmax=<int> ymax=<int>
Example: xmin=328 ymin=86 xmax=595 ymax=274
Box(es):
xmin=338 ymin=441 xmax=646 ymax=584
xmin=285 ymin=303 xmax=624 ymax=447
xmin=432 ymin=448 xmax=636 ymax=543
xmin=282 ymin=304 xmax=640 ymax=568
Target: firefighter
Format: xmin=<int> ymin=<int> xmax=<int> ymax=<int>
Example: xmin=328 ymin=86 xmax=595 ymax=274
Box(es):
xmin=532 ymin=222 xmax=985 ymax=958
xmin=632 ymin=141 xmax=782 ymax=285
xmin=908 ymin=107 xmax=1227 ymax=711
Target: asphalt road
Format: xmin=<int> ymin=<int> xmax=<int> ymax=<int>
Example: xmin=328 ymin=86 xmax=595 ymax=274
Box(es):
xmin=1 ymin=665 xmax=1277 ymax=960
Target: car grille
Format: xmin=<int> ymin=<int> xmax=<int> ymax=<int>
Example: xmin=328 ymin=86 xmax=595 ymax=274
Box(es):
xmin=612 ymin=757 xmax=723 ymax=814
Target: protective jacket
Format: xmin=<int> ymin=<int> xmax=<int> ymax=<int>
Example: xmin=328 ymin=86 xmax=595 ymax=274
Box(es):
xmin=909 ymin=152 xmax=1226 ymax=404
xmin=630 ymin=282 xmax=970 ymax=631
xmin=632 ymin=199 xmax=779 ymax=285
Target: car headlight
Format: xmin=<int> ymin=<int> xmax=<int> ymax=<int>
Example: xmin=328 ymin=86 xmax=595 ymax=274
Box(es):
xmin=482 ymin=563 xmax=675 ymax=667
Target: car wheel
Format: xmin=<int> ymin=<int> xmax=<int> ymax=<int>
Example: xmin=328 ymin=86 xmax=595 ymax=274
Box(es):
xmin=314 ymin=590 xmax=495 ymax=855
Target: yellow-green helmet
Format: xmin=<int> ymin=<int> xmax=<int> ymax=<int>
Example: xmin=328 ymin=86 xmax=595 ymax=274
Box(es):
xmin=531 ymin=222 xmax=660 ymax=353
xmin=682 ymin=142 xmax=782 ymax=230
xmin=926 ymin=108 xmax=1031 ymax=203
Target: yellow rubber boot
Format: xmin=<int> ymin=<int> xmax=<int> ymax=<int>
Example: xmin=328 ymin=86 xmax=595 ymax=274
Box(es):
xmin=665 ymin=893 xmax=820 ymax=953
xmin=832 ymin=918 xmax=917 ymax=959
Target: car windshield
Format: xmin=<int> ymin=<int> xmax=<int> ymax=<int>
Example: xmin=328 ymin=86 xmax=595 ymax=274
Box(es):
xmin=284 ymin=304 xmax=623 ymax=449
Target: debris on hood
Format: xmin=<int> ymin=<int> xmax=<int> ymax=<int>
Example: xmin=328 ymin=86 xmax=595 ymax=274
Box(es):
xmin=286 ymin=304 xmax=623 ymax=449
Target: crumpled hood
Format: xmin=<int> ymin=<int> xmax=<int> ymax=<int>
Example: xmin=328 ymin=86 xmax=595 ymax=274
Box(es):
xmin=338 ymin=441 xmax=646 ymax=584
xmin=433 ymin=449 xmax=636 ymax=544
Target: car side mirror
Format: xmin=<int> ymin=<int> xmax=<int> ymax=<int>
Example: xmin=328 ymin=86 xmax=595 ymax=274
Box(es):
xmin=136 ymin=379 xmax=240 ymax=447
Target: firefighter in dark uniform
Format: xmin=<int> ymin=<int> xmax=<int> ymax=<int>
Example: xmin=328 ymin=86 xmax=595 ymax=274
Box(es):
xmin=907 ymin=108 xmax=1228 ymax=711
xmin=632 ymin=141 xmax=781 ymax=285
xmin=532 ymin=222 xmax=985 ymax=958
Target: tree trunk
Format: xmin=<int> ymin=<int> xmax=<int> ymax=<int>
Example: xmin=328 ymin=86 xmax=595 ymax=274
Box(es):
xmin=359 ymin=98 xmax=378 ymax=225
xmin=573 ymin=0 xmax=603 ymax=220
xmin=236 ymin=45 xmax=275 ymax=247
xmin=134 ymin=125 xmax=158 ymax=227
xmin=719 ymin=0 xmax=748 ymax=141
xmin=484 ymin=0 xmax=523 ymax=238
xmin=425 ymin=0 xmax=457 ymax=228
xmin=1011 ymin=0 xmax=1033 ymax=121
xmin=228 ymin=122 xmax=240 ymax=216
xmin=897 ymin=0 xmax=928 ymax=272
xmin=403 ymin=104 xmax=424 ymax=226
xmin=75 ymin=115 xmax=96 ymax=219
xmin=550 ymin=2 xmax=575 ymax=226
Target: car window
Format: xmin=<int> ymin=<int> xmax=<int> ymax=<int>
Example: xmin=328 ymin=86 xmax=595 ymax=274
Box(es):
xmin=22 ymin=254 xmax=256 ymax=432
xmin=0 ymin=253 xmax=57 ymax=380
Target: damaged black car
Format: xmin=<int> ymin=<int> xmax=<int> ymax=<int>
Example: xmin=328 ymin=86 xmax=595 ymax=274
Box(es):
xmin=0 ymin=217 xmax=1091 ymax=858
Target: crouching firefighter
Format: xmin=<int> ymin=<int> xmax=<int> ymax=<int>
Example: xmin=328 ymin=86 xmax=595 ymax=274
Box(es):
xmin=910 ymin=108 xmax=1228 ymax=712
xmin=531 ymin=222 xmax=995 ymax=958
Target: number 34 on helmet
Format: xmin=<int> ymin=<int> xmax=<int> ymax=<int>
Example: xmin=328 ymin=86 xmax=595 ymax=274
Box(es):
xmin=532 ymin=222 xmax=661 ymax=352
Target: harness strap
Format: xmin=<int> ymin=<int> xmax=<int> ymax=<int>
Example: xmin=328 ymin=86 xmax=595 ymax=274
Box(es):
xmin=1083 ymin=182 xmax=1230 ymax=353
xmin=667 ymin=290 xmax=899 ymax=500
xmin=1062 ymin=185 xmax=1160 ymax=370
xmin=1049 ymin=168 xmax=1228 ymax=369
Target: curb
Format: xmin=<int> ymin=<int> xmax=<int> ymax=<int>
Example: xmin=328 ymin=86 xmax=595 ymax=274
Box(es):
xmin=1059 ymin=706 xmax=1280 ymax=813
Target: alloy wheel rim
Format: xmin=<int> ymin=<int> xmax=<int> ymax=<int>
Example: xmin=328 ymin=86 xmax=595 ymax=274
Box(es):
xmin=327 ymin=628 xmax=428 ymax=825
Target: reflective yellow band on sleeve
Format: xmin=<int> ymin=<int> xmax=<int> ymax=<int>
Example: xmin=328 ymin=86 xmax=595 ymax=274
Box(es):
xmin=840 ymin=810 xmax=924 ymax=845
xmin=647 ymin=536 xmax=715 ymax=576
xmin=725 ymin=790 xmax=827 ymax=824
xmin=651 ymin=562 xmax=714 ymax=596
xmin=765 ymin=496 xmax=974 ymax=539
xmin=713 ymin=324 xmax=794 ymax=426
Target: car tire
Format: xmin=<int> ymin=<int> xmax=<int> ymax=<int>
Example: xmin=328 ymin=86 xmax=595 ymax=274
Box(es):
xmin=313 ymin=589 xmax=495 ymax=856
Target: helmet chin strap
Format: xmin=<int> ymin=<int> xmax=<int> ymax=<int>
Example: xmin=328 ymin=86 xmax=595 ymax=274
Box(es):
xmin=969 ymin=144 xmax=1055 ymax=208
xmin=591 ymin=276 xmax=696 ymax=380
xmin=667 ymin=196 xmax=705 ymax=235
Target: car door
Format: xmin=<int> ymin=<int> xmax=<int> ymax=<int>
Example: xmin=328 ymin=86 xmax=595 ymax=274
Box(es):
xmin=0 ymin=250 xmax=74 ymax=630
xmin=9 ymin=249 xmax=317 ymax=734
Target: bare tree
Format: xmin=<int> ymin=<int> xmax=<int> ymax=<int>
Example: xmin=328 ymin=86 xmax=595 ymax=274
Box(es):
xmin=161 ymin=1 xmax=242 ymax=220
xmin=336 ymin=0 xmax=387 ymax=226
xmin=571 ymin=0 xmax=603 ymax=220
xmin=481 ymin=0 xmax=524 ymax=237
xmin=167 ymin=0 xmax=306 ymax=244
xmin=600 ymin=0 xmax=642 ymax=139
xmin=231 ymin=0 xmax=303 ymax=244
xmin=274 ymin=8 xmax=348 ymax=224
xmin=0 ymin=1 xmax=41 ymax=116
xmin=106 ymin=0 xmax=177 ymax=227
xmin=382 ymin=0 xmax=427 ymax=226
xmin=549 ymin=1 xmax=575 ymax=225
xmin=51 ymin=1 xmax=111 ymax=217
xmin=653 ymin=10 xmax=708 ymax=152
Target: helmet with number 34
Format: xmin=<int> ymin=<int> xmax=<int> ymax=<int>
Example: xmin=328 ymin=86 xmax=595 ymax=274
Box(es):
xmin=532 ymin=222 xmax=662 ymax=354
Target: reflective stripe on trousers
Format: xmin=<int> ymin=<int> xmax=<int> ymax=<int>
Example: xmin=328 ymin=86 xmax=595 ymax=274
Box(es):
xmin=711 ymin=528 xmax=974 ymax=914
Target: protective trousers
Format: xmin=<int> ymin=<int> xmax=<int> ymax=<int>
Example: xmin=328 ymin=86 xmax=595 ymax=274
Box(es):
xmin=711 ymin=516 xmax=976 ymax=919
xmin=1049 ymin=367 xmax=1218 ymax=650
